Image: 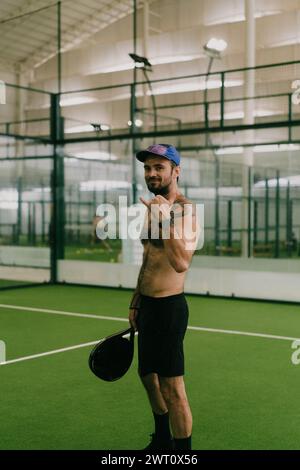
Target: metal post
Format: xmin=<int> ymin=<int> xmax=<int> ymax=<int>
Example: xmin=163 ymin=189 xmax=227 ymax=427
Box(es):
xmin=215 ymin=158 xmax=220 ymax=255
xmin=247 ymin=166 xmax=252 ymax=257
xmin=67 ymin=187 xmax=71 ymax=227
xmin=28 ymin=203 xmax=32 ymax=245
xmin=227 ymin=200 xmax=232 ymax=249
xmin=220 ymin=71 xmax=225 ymax=128
xmin=241 ymin=0 xmax=255 ymax=258
xmin=275 ymin=170 xmax=280 ymax=258
xmin=131 ymin=0 xmax=138 ymax=205
xmin=57 ymin=1 xmax=62 ymax=94
xmin=265 ymin=178 xmax=269 ymax=245
xmin=142 ymin=0 xmax=150 ymax=131
xmin=288 ymin=93 xmax=292 ymax=142
xmin=50 ymin=93 xmax=65 ymax=283
xmin=41 ymin=197 xmax=45 ymax=244
xmin=32 ymin=203 xmax=36 ymax=246
xmin=286 ymin=182 xmax=292 ymax=257
xmin=77 ymin=186 xmax=81 ymax=245
xmin=131 ymin=84 xmax=138 ymax=204
xmin=143 ymin=68 xmax=157 ymax=133
xmin=289 ymin=200 xmax=293 ymax=255
xmin=5 ymin=123 xmax=10 ymax=157
xmin=204 ymin=56 xmax=213 ymax=147
xmin=253 ymin=200 xmax=258 ymax=246
xmin=17 ymin=177 xmax=22 ymax=244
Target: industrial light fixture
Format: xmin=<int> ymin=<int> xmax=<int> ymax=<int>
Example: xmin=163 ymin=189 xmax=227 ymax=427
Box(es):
xmin=128 ymin=119 xmax=143 ymax=127
xmin=203 ymin=37 xmax=228 ymax=146
xmin=128 ymin=52 xmax=156 ymax=131
xmin=203 ymin=38 xmax=228 ymax=59
xmin=129 ymin=53 xmax=152 ymax=71
xmin=91 ymin=123 xmax=111 ymax=132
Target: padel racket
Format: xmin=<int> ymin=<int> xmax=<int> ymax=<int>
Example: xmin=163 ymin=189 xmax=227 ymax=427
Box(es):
xmin=89 ymin=327 xmax=135 ymax=382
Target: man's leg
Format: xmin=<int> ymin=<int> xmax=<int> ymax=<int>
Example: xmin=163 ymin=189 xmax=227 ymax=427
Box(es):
xmin=159 ymin=376 xmax=192 ymax=449
xmin=140 ymin=372 xmax=168 ymax=414
xmin=140 ymin=372 xmax=173 ymax=449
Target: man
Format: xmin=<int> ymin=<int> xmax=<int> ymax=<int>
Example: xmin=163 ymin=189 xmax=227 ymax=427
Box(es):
xmin=128 ymin=144 xmax=199 ymax=451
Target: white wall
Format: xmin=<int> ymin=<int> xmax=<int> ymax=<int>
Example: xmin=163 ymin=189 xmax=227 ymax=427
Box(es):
xmin=0 ymin=246 xmax=50 ymax=268
xmin=0 ymin=266 xmax=49 ymax=283
xmin=58 ymin=257 xmax=300 ymax=302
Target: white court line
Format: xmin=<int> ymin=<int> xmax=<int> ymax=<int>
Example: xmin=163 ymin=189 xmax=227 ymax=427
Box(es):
xmin=1 ymin=340 xmax=100 ymax=365
xmin=188 ymin=326 xmax=300 ymax=342
xmin=0 ymin=303 xmax=299 ymax=366
xmin=0 ymin=333 xmax=132 ymax=366
xmin=0 ymin=303 xmax=127 ymax=323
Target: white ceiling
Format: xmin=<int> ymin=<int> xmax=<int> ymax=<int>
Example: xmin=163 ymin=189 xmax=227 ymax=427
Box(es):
xmin=1 ymin=0 xmax=300 ymax=166
xmin=0 ymin=0 xmax=135 ymax=70
xmin=1 ymin=0 xmax=300 ymax=72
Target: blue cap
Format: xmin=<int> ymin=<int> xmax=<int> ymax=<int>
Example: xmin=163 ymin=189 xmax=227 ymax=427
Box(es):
xmin=136 ymin=144 xmax=181 ymax=166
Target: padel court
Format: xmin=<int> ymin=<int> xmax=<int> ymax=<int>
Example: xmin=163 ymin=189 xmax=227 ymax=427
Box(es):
xmin=2 ymin=0 xmax=300 ymax=455
xmin=1 ymin=284 xmax=299 ymax=450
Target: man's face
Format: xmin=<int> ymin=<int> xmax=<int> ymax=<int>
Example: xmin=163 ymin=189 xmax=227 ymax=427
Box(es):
xmin=143 ymin=156 xmax=179 ymax=195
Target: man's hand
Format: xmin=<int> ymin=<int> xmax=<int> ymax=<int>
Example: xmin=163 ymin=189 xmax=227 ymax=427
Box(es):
xmin=129 ymin=308 xmax=139 ymax=331
xmin=140 ymin=195 xmax=171 ymax=221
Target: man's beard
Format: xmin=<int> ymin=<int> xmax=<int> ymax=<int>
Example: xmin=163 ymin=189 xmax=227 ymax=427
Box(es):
xmin=146 ymin=178 xmax=172 ymax=195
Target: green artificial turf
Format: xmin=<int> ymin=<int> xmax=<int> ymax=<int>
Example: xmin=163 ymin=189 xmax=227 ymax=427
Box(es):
xmin=0 ymin=285 xmax=300 ymax=450
xmin=0 ymin=279 xmax=31 ymax=288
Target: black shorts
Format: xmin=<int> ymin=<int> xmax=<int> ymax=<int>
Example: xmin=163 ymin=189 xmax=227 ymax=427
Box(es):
xmin=136 ymin=292 xmax=189 ymax=378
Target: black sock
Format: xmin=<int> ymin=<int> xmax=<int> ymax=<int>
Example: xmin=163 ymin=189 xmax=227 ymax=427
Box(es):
xmin=153 ymin=411 xmax=172 ymax=441
xmin=174 ymin=435 xmax=192 ymax=450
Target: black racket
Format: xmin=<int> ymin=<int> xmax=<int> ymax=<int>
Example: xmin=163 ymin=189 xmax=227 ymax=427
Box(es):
xmin=88 ymin=327 xmax=135 ymax=382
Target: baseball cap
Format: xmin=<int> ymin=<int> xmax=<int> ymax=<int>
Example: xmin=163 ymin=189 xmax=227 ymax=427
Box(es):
xmin=136 ymin=143 xmax=181 ymax=166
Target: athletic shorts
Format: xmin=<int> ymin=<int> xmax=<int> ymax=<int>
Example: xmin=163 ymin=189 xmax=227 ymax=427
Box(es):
xmin=136 ymin=292 xmax=189 ymax=378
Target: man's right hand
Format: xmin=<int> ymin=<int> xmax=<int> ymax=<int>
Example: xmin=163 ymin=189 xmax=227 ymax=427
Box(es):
xmin=129 ymin=308 xmax=139 ymax=331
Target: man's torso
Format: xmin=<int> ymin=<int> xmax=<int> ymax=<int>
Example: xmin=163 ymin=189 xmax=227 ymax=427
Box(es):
xmin=139 ymin=194 xmax=193 ymax=297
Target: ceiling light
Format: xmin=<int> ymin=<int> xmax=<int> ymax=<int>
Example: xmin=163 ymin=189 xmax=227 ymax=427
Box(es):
xmin=203 ymin=38 xmax=228 ymax=59
xmin=255 ymin=175 xmax=300 ymax=188
xmin=215 ymin=147 xmax=243 ymax=155
xmin=59 ymin=96 xmax=98 ymax=107
xmin=206 ymin=38 xmax=228 ymax=52
xmin=254 ymin=144 xmax=300 ymax=153
xmin=127 ymin=119 xmax=143 ymax=127
xmin=71 ymin=151 xmax=117 ymax=160
xmin=80 ymin=180 xmax=131 ymax=191
xmin=65 ymin=125 xmax=95 ymax=134
xmin=148 ymin=79 xmax=243 ymax=96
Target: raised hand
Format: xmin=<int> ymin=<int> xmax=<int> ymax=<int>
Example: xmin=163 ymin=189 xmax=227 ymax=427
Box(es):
xmin=140 ymin=195 xmax=171 ymax=221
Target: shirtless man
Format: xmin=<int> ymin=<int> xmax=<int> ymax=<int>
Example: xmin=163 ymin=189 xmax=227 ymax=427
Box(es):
xmin=128 ymin=144 xmax=199 ymax=451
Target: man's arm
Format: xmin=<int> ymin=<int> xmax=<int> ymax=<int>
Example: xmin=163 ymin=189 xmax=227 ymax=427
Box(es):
xmin=140 ymin=195 xmax=200 ymax=274
xmin=128 ymin=245 xmax=148 ymax=330
xmin=162 ymin=206 xmax=199 ymax=273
